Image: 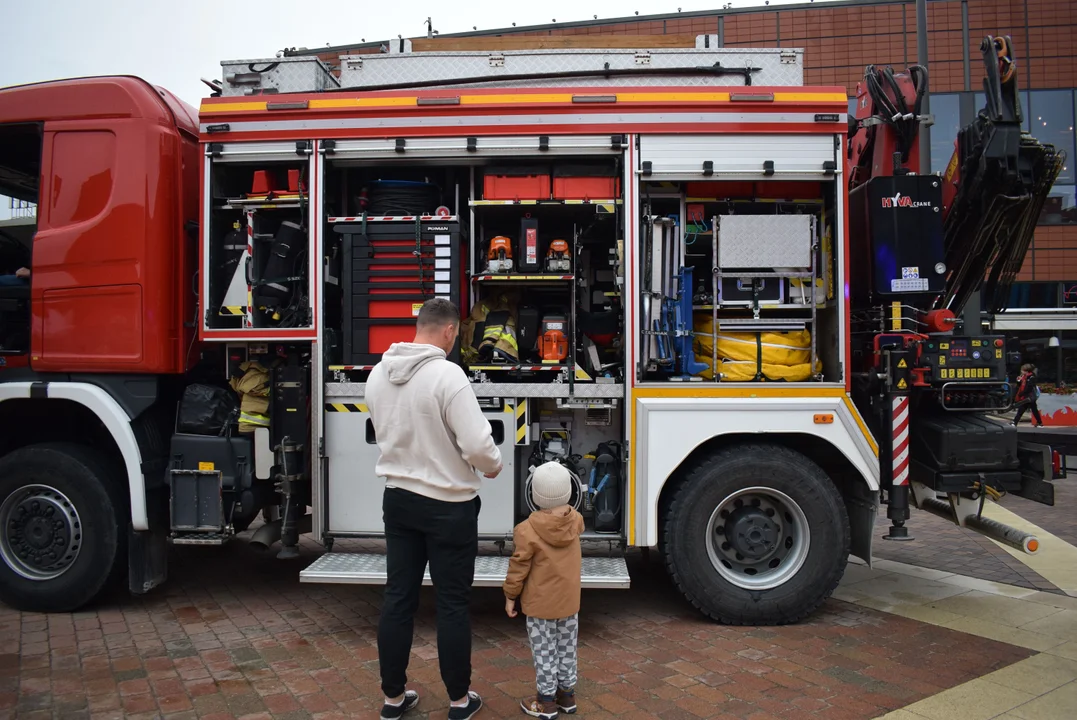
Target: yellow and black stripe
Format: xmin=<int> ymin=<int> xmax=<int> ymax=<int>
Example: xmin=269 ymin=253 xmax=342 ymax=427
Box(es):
xmin=515 ymin=399 xmax=529 ymax=445
xmin=219 ymin=306 xmax=247 ymax=316
xmin=325 ymin=402 xmax=368 ymax=413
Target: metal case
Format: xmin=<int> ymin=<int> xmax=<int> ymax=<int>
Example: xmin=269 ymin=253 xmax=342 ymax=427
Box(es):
xmin=717 ymin=215 xmax=814 ymax=269
xmin=338 ymin=45 xmax=803 ymax=90
xmin=220 ymin=57 xmax=339 ymax=96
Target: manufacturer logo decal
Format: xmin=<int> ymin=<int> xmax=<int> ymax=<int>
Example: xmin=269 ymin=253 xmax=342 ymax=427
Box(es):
xmin=881 ymin=192 xmax=932 ymax=209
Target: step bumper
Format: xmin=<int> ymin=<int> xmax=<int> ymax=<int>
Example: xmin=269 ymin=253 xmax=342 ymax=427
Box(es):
xmin=300 ymin=553 xmax=631 ymax=589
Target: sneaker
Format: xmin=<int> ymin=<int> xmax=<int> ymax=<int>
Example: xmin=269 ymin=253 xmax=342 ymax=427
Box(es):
xmin=520 ymin=695 xmax=559 ymax=719
xmin=555 ymin=688 xmax=577 ymax=714
xmin=380 ymin=690 xmax=419 ymax=720
xmin=448 ymin=691 xmax=483 ymax=720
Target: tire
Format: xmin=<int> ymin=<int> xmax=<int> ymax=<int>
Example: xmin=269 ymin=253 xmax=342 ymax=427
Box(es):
xmin=662 ymin=443 xmax=849 ymax=625
xmin=0 ymin=443 xmax=125 ymax=613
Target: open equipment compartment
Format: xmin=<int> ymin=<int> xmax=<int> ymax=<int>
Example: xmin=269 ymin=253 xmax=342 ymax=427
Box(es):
xmin=202 ymin=141 xmax=315 ymax=335
xmin=320 ymin=140 xmax=631 ymax=539
xmin=637 ymin=178 xmax=840 ymax=384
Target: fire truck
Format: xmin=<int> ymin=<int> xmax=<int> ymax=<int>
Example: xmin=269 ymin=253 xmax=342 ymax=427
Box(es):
xmin=0 ymin=34 xmax=1064 ymax=623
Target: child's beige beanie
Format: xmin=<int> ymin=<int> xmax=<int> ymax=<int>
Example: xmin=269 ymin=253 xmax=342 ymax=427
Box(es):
xmin=531 ymin=462 xmax=572 ymax=509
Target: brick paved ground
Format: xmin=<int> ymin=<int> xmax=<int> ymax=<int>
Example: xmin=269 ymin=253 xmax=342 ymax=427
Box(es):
xmin=870 ymin=504 xmax=1061 ymax=592
xmin=0 ymin=540 xmax=1033 ymax=720
xmin=870 ymin=460 xmax=1077 ymax=593
xmin=1003 ymin=469 xmax=1077 ymax=547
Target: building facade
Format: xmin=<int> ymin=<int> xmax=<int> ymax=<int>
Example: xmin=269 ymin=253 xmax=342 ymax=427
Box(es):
xmin=309 ymin=0 xmax=1077 ymax=382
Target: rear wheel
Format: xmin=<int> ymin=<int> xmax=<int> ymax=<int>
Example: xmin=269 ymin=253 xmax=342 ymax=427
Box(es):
xmin=663 ymin=443 xmax=849 ymax=625
xmin=0 ymin=444 xmax=124 ymax=612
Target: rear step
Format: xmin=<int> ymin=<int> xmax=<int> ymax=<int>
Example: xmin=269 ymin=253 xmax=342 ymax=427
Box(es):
xmin=170 ymin=531 xmax=232 ymax=546
xmin=300 ymin=553 xmax=631 ymax=589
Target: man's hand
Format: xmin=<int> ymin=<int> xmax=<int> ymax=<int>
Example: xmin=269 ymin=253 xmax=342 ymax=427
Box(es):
xmin=14 ymin=267 xmax=29 ymax=279
xmin=483 ymin=464 xmax=502 ymax=479
xmin=505 ymin=597 xmax=518 ymax=618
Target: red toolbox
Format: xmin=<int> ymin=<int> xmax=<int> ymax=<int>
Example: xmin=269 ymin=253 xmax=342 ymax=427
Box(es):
xmin=552 ymin=164 xmax=621 ymax=200
xmin=333 ymin=218 xmax=463 ymax=364
xmin=483 ymin=166 xmax=551 ymax=201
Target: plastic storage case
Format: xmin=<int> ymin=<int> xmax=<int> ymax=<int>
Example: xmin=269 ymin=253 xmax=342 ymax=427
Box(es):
xmin=552 ymin=164 xmax=622 ymax=200
xmin=483 ymin=166 xmax=551 ymax=201
xmin=910 ymin=414 xmax=1019 ymax=473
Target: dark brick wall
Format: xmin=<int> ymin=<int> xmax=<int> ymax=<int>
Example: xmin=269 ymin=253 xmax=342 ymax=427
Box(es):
xmin=315 ymin=0 xmax=1077 ymax=285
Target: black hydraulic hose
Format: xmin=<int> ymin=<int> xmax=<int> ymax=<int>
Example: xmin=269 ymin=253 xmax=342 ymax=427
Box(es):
xmin=336 ymin=63 xmax=762 ymax=92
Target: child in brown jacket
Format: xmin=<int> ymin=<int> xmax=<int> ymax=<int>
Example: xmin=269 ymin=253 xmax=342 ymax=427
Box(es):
xmin=503 ymin=462 xmax=585 ymax=719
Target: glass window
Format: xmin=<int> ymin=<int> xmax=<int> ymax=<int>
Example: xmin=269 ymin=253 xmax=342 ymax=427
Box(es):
xmin=848 ymin=97 xmax=856 ymax=116
xmin=1029 ymin=90 xmax=1075 ymax=186
xmin=1009 ymin=281 xmax=1061 ymax=309
xmin=930 ymin=94 xmax=960 ymax=174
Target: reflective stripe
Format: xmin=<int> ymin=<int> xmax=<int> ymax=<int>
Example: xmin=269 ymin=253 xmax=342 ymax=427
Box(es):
xmin=240 ymin=412 xmax=270 ymax=427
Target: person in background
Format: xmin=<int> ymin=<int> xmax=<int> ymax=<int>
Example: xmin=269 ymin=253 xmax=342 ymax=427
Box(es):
xmin=504 ymin=462 xmax=586 ymax=720
xmin=1012 ymin=363 xmax=1044 ymax=427
xmin=365 ymin=297 xmax=502 ymax=720
xmin=0 ymin=267 xmax=29 ymax=287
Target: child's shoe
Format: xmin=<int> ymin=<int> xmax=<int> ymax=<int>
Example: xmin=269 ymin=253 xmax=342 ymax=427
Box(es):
xmin=520 ymin=695 xmax=559 ymax=719
xmin=555 ymin=688 xmax=576 ymax=714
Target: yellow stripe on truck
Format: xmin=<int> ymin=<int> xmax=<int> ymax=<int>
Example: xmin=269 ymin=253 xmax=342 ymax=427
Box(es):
xmin=200 ymin=90 xmax=847 ymax=115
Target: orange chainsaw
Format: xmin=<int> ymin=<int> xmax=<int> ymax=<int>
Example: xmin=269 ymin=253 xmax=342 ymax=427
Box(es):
xmin=537 ymin=313 xmax=569 ymax=363
xmin=486 ymin=235 xmax=513 ymax=273
xmin=545 ymin=238 xmax=571 ymax=273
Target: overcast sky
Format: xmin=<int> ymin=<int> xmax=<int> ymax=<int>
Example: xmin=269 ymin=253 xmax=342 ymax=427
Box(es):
xmin=2 ymin=0 xmax=837 ymax=108
xmin=0 ymin=0 xmax=846 ymax=219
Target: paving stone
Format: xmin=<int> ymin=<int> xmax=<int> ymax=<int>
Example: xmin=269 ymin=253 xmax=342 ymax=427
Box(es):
xmin=0 ymin=528 xmax=1040 ymax=720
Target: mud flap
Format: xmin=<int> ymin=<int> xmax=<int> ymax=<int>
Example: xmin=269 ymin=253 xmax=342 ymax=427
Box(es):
xmin=129 ymin=486 xmax=169 ymax=594
xmin=1015 ymin=441 xmax=1056 ymax=506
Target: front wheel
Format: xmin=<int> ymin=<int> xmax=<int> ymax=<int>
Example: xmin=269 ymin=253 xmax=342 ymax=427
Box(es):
xmin=663 ymin=443 xmax=849 ymax=625
xmin=0 ymin=444 xmax=124 ymax=613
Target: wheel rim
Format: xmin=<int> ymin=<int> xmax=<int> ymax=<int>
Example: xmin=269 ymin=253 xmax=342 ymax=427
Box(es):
xmin=0 ymin=484 xmax=83 ymax=581
xmin=705 ymin=486 xmax=810 ymax=591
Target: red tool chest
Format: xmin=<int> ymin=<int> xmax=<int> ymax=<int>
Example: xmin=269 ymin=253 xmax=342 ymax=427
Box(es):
xmin=333 ymin=218 xmax=463 ymax=364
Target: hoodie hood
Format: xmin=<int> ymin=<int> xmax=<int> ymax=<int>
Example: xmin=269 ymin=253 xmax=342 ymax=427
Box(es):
xmin=380 ymin=343 xmax=446 ymax=385
xmin=529 ymin=507 xmax=582 ymax=548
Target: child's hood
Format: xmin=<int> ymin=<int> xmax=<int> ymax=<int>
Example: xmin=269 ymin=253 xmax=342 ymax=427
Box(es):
xmin=529 ymin=507 xmax=582 ymax=548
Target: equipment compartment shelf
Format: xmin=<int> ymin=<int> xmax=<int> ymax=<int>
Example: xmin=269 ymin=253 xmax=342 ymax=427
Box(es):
xmin=216 ymin=199 xmax=304 ymax=210
xmin=328 ymin=215 xmax=461 ymax=223
xmin=469 ymin=364 xmax=566 ymax=372
xmin=470 ymin=199 xmax=621 ymax=207
xmin=472 ymin=274 xmax=575 ymax=283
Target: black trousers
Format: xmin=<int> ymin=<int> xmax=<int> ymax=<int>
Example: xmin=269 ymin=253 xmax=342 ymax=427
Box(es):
xmin=378 ymin=487 xmax=480 ymax=702
xmin=1014 ymin=399 xmax=1043 ymax=426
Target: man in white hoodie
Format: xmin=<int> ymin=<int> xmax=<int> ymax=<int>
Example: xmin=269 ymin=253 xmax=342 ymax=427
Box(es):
xmin=366 ymin=298 xmax=502 ymax=720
